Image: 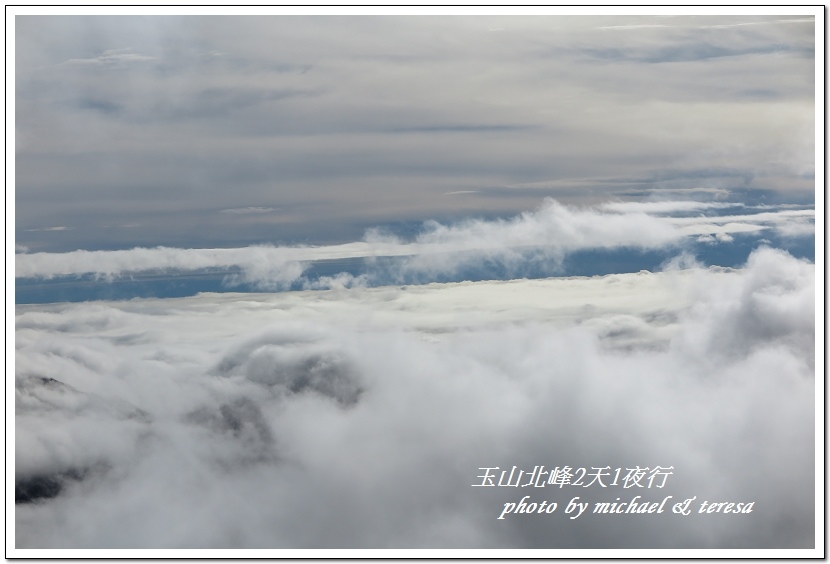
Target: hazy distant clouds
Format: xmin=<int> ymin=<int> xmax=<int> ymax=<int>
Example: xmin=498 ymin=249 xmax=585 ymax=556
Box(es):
xmin=14 ymin=14 xmax=815 ymax=252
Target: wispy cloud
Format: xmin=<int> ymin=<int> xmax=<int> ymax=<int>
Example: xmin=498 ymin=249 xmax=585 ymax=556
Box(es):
xmin=219 ymin=207 xmax=280 ymax=215
xmin=64 ymin=48 xmax=156 ymax=67
xmin=599 ymin=18 xmax=813 ymax=31
xmin=24 ymin=226 xmax=71 ymax=232
xmin=598 ymin=24 xmax=672 ymax=30
xmin=701 ymin=18 xmax=815 ymax=29
xmin=598 ymin=201 xmax=735 ymax=214
xmin=15 ymin=200 xmax=814 ymax=289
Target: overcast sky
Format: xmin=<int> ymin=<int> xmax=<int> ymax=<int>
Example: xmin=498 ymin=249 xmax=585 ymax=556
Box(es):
xmin=14 ymin=13 xmax=815 ymax=252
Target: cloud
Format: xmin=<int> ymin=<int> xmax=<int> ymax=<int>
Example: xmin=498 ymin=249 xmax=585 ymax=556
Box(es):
xmin=385 ymin=124 xmax=532 ymax=134
xmin=618 ymin=187 xmax=731 ymax=199
xmin=24 ymin=226 xmax=71 ymax=232
xmin=667 ymin=209 xmax=815 ymax=237
xmin=659 ymin=252 xmax=703 ymax=271
xmin=582 ymin=42 xmax=806 ymax=64
xmin=218 ymin=207 xmax=280 ymax=214
xmin=670 ymin=247 xmax=815 ymax=365
xmin=14 ymin=14 xmax=815 ymax=252
xmin=701 ymin=18 xmax=816 ymax=29
xmin=598 ymin=201 xmax=735 ymax=214
xmin=696 ymin=232 xmax=734 ymax=244
xmin=598 ymin=24 xmax=672 ymax=30
xmin=13 ymin=247 xmax=815 ymax=549
xmin=14 ymin=245 xmax=311 ymax=288
xmin=771 ymin=217 xmax=817 ymax=238
xmin=15 ymin=199 xmax=814 ymax=288
xmin=64 ymin=48 xmax=157 ymax=67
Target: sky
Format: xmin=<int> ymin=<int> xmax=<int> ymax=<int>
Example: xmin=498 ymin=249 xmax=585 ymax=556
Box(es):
xmin=9 ymin=7 xmax=822 ymax=556
xmin=14 ymin=12 xmax=815 ymax=252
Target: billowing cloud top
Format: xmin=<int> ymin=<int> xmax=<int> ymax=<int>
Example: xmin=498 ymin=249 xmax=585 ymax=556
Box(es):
xmin=14 ymin=199 xmax=815 ymax=288
xmin=14 ymin=247 xmax=815 ymax=550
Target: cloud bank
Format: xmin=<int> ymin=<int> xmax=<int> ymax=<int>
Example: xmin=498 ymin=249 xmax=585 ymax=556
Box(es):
xmin=14 ymin=199 xmax=815 ymax=290
xmin=14 ymin=247 xmax=815 ymax=550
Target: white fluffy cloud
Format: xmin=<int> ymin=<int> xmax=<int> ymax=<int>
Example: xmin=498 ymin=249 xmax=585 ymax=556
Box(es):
xmin=15 ymin=245 xmax=311 ymax=289
xmin=13 ymin=247 xmax=816 ymax=551
xmin=14 ymin=199 xmax=815 ymax=288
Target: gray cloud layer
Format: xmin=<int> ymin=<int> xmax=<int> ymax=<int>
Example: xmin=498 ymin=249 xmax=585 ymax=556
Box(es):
xmin=14 ymin=247 xmax=815 ymax=550
xmin=14 ymin=13 xmax=815 ymax=252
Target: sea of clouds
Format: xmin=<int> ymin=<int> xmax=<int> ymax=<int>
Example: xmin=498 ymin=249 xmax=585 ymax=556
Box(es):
xmin=14 ymin=239 xmax=815 ymax=549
